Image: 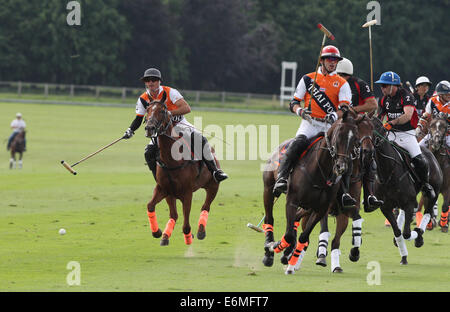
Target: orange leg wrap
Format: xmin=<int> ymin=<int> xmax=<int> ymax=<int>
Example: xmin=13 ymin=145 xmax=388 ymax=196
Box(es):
xmin=288 ymin=241 xmax=309 ymax=266
xmin=163 ymin=218 xmax=176 ymax=238
xmin=147 ymin=211 xmax=159 ymax=233
xmin=440 ymin=211 xmax=448 ymax=227
xmin=416 ymin=211 xmax=423 ymax=227
xmin=184 ymin=231 xmax=193 ymax=245
xmin=293 ymin=221 xmax=300 ymax=231
xmin=198 ymin=210 xmax=209 ymax=227
xmin=274 ymin=236 xmax=290 ymax=253
xmin=262 ymin=224 xmax=273 ymax=233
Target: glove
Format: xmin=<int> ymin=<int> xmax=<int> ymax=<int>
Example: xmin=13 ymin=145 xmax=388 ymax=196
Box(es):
xmin=383 ymin=122 xmax=393 ymax=131
xmin=123 ymin=128 xmax=134 ymax=139
xmin=324 ymin=112 xmax=338 ymax=124
xmin=296 ymin=107 xmax=312 ymax=122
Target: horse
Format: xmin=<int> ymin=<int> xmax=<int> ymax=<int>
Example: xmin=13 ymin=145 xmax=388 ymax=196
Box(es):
xmin=262 ymin=109 xmax=361 ymax=274
xmin=9 ymin=130 xmax=26 ymax=169
xmin=371 ymin=116 xmax=443 ymax=264
xmin=427 ymin=114 xmax=449 ymax=232
xmin=143 ymin=93 xmax=220 ymax=246
xmin=310 ymin=112 xmax=376 ymax=272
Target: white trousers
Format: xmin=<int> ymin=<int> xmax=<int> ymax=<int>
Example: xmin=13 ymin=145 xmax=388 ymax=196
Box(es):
xmin=388 ymin=130 xmax=422 ymax=158
xmin=296 ymin=119 xmax=331 ymax=139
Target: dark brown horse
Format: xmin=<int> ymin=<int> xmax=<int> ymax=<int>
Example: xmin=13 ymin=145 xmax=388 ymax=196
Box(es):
xmin=311 ymin=113 xmax=376 ymax=272
xmin=262 ymin=110 xmax=361 ymax=274
xmin=372 ymin=116 xmax=443 ymax=265
xmin=9 ymin=130 xmax=26 ymax=169
xmin=427 ymin=115 xmax=449 ymax=232
xmin=144 ymin=94 xmax=220 ymax=246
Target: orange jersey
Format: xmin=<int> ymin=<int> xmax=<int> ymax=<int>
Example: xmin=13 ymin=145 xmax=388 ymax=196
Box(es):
xmin=137 ymin=86 xmax=178 ymax=116
xmin=427 ymin=95 xmax=450 ymax=117
xmin=293 ymin=70 xmax=351 ymax=119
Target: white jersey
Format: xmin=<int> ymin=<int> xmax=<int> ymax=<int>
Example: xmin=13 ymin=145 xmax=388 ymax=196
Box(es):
xmin=11 ymin=119 xmax=26 ymax=133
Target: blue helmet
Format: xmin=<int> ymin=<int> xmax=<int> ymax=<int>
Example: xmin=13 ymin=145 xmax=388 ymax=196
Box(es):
xmin=375 ymin=71 xmax=401 ymax=85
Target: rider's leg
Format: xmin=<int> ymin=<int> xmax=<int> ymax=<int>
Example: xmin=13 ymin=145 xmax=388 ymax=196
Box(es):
xmin=363 ymin=159 xmax=383 ymax=212
xmin=411 ymin=153 xmax=435 ymax=198
xmin=144 ymin=141 xmax=159 ymax=179
xmin=273 ymin=134 xmax=310 ymax=197
xmin=192 ymin=132 xmax=228 ymax=182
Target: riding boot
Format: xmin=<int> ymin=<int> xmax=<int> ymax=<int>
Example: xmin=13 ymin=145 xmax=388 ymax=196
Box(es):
xmin=273 ymin=134 xmax=309 ymax=197
xmin=363 ymin=159 xmax=384 ymax=213
xmin=412 ymin=154 xmax=436 ymax=198
xmin=340 ymin=170 xmax=357 ymax=212
xmin=144 ymin=143 xmax=159 ymax=180
xmin=200 ymin=135 xmax=228 ymax=182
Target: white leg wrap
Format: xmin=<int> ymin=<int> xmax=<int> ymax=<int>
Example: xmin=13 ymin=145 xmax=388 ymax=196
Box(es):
xmin=405 ymin=230 xmax=418 ymax=241
xmin=330 ymin=249 xmax=341 ymax=272
xmin=395 ymin=235 xmax=408 ymax=257
xmin=352 ymin=218 xmax=364 ymax=247
xmin=317 ymin=232 xmax=330 ymax=256
xmin=419 ymin=213 xmax=431 ymax=232
xmin=397 ymin=209 xmax=405 ymax=230
xmin=294 ymin=250 xmax=306 ymax=271
xmin=433 ymin=205 xmax=438 ymax=218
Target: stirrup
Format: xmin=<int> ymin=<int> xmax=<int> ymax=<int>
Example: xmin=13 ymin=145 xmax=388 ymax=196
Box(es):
xmin=342 ymin=193 xmax=356 ymax=209
xmin=364 ymin=195 xmax=383 ymax=213
xmin=273 ymin=177 xmax=288 ymax=197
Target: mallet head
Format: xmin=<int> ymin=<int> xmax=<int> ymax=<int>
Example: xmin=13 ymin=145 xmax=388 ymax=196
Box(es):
xmin=362 ymin=19 xmax=377 ymax=28
xmin=61 ymin=160 xmax=77 ymax=175
xmin=317 ymin=23 xmax=335 ymax=40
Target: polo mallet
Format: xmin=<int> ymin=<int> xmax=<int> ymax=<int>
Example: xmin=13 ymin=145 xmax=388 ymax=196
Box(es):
xmin=362 ymin=19 xmax=377 ymax=91
xmin=247 ymin=215 xmax=265 ymax=233
xmin=307 ymin=24 xmax=336 ymax=110
xmin=61 ymin=137 xmax=123 ymax=175
xmin=405 ymin=81 xmax=415 ymax=93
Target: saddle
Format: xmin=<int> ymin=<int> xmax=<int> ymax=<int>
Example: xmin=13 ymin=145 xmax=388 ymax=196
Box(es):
xmin=275 ymin=133 xmax=325 ymax=169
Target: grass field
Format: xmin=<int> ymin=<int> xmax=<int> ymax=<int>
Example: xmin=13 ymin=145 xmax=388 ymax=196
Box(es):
xmin=0 ymin=101 xmax=448 ymax=292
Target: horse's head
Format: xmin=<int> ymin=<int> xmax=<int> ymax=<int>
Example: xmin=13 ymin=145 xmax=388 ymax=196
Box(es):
xmin=428 ymin=113 xmax=449 ymax=152
xmin=371 ymin=116 xmax=389 ymax=149
xmin=327 ymin=110 xmax=359 ymax=177
xmin=355 ymin=113 xmax=375 ymax=168
xmin=144 ymin=92 xmax=171 ymax=138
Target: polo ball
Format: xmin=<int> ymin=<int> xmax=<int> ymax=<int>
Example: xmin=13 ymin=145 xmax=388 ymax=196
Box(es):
xmin=59 ymin=228 xmax=66 ymax=235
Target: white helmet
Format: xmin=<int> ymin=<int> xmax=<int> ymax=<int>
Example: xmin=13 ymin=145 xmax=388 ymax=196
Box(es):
xmin=336 ymin=57 xmax=353 ymax=75
xmin=415 ymin=76 xmax=432 ymax=87
xmin=16 ymin=112 xmax=22 ymax=118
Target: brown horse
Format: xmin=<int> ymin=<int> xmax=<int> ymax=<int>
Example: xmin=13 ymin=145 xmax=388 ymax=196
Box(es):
xmin=144 ymin=94 xmax=220 ymax=246
xmin=263 ymin=110 xmax=361 ymax=274
xmin=311 ymin=113 xmax=376 ymax=272
xmin=9 ymin=130 xmax=26 ymax=169
xmin=427 ymin=115 xmax=449 ymax=232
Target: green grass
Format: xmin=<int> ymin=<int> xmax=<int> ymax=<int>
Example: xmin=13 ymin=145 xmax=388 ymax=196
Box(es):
xmin=0 ymin=101 xmax=448 ymax=292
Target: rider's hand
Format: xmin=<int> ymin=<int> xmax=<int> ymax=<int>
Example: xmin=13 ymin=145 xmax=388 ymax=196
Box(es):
xmin=123 ymin=128 xmax=134 ymax=139
xmin=324 ymin=112 xmax=338 ymax=124
xmin=383 ymin=122 xmax=393 ymax=131
xmin=296 ymin=107 xmax=312 ymax=122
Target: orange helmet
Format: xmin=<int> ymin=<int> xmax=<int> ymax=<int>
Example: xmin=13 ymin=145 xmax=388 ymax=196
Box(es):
xmin=321 ymin=45 xmax=343 ymax=60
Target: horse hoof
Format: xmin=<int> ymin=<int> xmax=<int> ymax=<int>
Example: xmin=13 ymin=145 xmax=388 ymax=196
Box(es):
xmin=414 ymin=228 xmax=424 ymax=248
xmin=285 ymin=265 xmax=296 ymax=275
xmin=349 ymin=248 xmax=360 ymax=262
xmin=316 ymin=255 xmax=327 ymax=267
xmin=332 ymin=267 xmax=343 ymax=273
xmin=160 ymin=234 xmax=169 ymax=246
xmin=152 ymin=229 xmax=162 ymax=238
xmin=197 ymin=225 xmax=206 ymax=240
xmin=280 ymin=254 xmax=289 ymax=265
xmin=400 ymin=256 xmax=408 ymax=265
xmin=262 ymin=255 xmax=274 ymax=267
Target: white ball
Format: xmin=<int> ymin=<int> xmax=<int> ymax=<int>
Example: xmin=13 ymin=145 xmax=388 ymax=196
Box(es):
xmin=59 ymin=228 xmax=66 ymax=235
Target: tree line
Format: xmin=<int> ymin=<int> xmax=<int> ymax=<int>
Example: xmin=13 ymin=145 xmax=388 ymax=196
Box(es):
xmin=0 ymin=0 xmax=449 ymax=96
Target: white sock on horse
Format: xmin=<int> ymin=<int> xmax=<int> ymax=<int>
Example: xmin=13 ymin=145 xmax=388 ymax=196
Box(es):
xmin=317 ymin=232 xmax=330 ymax=256
xmin=352 ymin=218 xmax=364 ymax=248
xmin=330 ymin=249 xmax=341 ymax=272
xmin=294 ymin=250 xmax=307 ymax=271
xmin=405 ymin=230 xmax=418 ymax=241
xmin=419 ymin=213 xmax=431 ymax=232
xmin=394 ymin=235 xmax=408 ymax=257
xmin=397 ymin=209 xmax=405 ymax=229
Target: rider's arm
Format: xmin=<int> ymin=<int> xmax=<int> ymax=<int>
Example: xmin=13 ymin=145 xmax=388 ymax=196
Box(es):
xmin=171 ymin=98 xmax=191 ymax=116
xmin=390 ymin=106 xmax=415 ymax=126
xmin=129 ymin=115 xmax=144 ymax=132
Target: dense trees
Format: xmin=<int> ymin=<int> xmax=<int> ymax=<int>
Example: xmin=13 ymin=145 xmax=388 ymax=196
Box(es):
xmin=0 ymin=0 xmax=448 ymax=94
